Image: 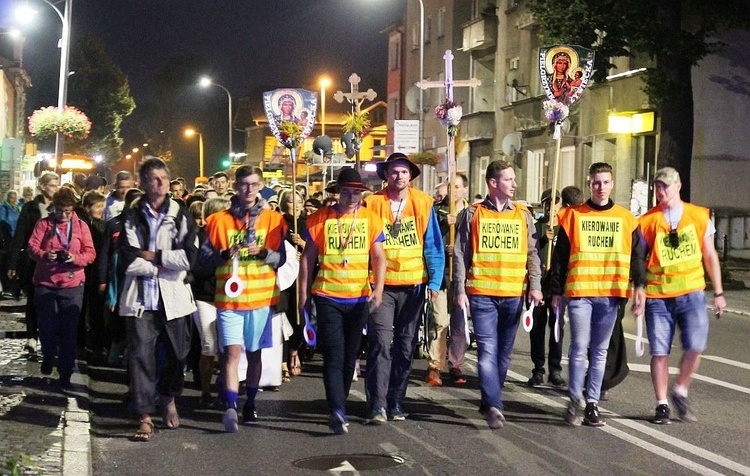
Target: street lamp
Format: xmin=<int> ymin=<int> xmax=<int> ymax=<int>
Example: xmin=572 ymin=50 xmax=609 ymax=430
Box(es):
xmin=198 ymin=77 xmax=233 ymax=162
xmin=16 ymin=0 xmax=73 ymax=163
xmin=319 ymin=77 xmax=331 ymax=136
xmin=416 ymin=0 xmax=424 ymax=153
xmin=184 ymin=128 xmax=204 ymax=178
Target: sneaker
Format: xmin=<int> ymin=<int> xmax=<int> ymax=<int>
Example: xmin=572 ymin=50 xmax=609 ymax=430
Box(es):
xmin=669 ymin=390 xmax=697 ymax=422
xmin=450 ymin=368 xmax=467 ymax=385
xmin=486 ymin=407 xmax=505 ymax=429
xmin=600 ymin=389 xmax=610 ymax=401
xmin=549 ymin=372 xmax=566 ymax=387
xmin=527 ymin=372 xmax=544 ymax=387
xmin=25 ymin=338 xmax=37 ymax=354
xmin=368 ymin=406 xmax=387 ymax=425
xmin=653 ymin=404 xmax=671 ymax=425
xmin=583 ymin=402 xmax=605 ymax=427
xmin=388 ymin=404 xmax=406 ymax=421
xmin=329 ymin=410 xmax=349 ymax=435
xmin=242 ymin=402 xmax=258 ymax=425
xmin=425 ymin=368 xmax=442 ymax=387
xmin=222 ymin=408 xmax=239 ymax=433
xmin=565 ymin=398 xmax=583 ymax=427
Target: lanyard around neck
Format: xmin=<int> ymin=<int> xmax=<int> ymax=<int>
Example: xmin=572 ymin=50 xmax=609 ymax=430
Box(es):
xmin=55 ymin=221 xmax=73 ymax=250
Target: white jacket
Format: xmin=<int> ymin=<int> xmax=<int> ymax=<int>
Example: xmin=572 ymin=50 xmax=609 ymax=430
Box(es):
xmin=118 ymin=197 xmax=197 ymax=320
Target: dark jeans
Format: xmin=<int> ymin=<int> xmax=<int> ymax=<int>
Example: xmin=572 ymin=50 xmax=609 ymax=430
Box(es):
xmin=315 ymin=296 xmax=368 ymax=413
xmin=365 ymin=285 xmax=424 ymax=410
xmin=126 ymin=310 xmax=192 ymax=415
xmin=25 ymin=282 xmax=39 ymax=340
xmin=529 ymin=303 xmax=564 ymax=376
xmin=35 ymin=285 xmax=84 ymax=376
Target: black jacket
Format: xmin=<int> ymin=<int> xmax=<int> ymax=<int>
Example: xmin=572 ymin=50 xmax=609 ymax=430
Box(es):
xmin=8 ymin=195 xmax=48 ymax=284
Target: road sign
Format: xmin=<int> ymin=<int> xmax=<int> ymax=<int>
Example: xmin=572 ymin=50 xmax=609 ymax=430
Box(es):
xmin=394 ymin=120 xmax=420 ymax=154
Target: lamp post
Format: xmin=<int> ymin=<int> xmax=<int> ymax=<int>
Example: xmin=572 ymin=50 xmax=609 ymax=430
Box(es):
xmin=198 ymin=77 xmax=233 ymax=162
xmin=184 ymin=128 xmax=204 ymax=178
xmin=17 ymin=0 xmax=73 ymax=163
xmin=319 ymin=77 xmax=331 ymax=136
xmin=413 ymin=0 xmax=425 ymax=153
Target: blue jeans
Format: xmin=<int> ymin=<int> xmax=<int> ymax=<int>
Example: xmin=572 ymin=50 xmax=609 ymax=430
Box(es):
xmin=315 ymin=296 xmax=368 ymax=413
xmin=646 ymin=290 xmax=708 ymax=355
xmin=567 ymin=297 xmax=619 ymax=402
xmin=469 ymin=295 xmax=523 ymax=411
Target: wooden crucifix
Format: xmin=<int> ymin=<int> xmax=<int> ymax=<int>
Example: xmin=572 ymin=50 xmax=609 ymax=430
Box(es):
xmin=333 ymin=73 xmax=377 ymax=171
xmin=416 ymin=50 xmax=481 ymax=249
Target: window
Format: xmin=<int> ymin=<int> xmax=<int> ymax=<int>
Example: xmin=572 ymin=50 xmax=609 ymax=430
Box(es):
xmin=559 ymin=146 xmax=576 ymax=190
xmin=424 ymin=16 xmax=432 ymax=44
xmin=526 ymin=149 xmax=545 ymax=202
xmin=389 ymin=37 xmax=401 ymax=71
xmin=411 ymin=22 xmax=420 ymax=50
xmin=437 ymin=7 xmax=446 ymax=39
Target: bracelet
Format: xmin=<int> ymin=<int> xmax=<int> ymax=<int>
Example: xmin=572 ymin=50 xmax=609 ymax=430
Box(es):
xmin=714 ymin=292 xmax=724 ymax=298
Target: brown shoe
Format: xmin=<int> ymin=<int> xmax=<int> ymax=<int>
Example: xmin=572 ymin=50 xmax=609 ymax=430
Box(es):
xmin=425 ymin=368 xmax=442 ymax=387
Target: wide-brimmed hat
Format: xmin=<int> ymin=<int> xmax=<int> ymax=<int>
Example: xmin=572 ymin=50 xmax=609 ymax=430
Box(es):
xmin=375 ymin=152 xmax=421 ymax=181
xmin=540 ymin=188 xmax=561 ymax=203
xmin=325 ymin=167 xmax=371 ymax=193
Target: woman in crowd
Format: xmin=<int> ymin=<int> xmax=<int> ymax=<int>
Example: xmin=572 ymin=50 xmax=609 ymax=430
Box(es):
xmin=26 ymin=187 xmax=95 ymax=387
xmin=0 ymin=190 xmax=22 ymax=296
xmin=278 ymin=189 xmax=306 ymax=378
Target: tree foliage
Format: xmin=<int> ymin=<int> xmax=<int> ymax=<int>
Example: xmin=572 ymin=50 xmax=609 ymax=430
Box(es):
xmin=67 ymin=35 xmax=135 ymax=162
xmin=527 ymin=0 xmax=750 ymax=199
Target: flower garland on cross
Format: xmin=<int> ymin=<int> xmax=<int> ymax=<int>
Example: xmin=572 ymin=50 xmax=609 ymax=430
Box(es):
xmin=434 ymin=100 xmax=462 ymax=138
xmin=341 ymin=110 xmax=371 ymax=153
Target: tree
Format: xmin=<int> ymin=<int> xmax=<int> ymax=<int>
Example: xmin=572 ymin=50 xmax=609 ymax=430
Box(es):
xmin=528 ymin=0 xmax=750 ymax=200
xmin=67 ymin=35 xmax=135 ymax=162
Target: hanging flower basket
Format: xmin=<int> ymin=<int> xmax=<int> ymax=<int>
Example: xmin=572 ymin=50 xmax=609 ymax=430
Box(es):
xmin=409 ymin=151 xmax=439 ymax=167
xmin=279 ymin=120 xmax=303 ymax=149
xmin=434 ymin=100 xmax=463 ymax=137
xmin=28 ymin=106 xmax=92 ymax=140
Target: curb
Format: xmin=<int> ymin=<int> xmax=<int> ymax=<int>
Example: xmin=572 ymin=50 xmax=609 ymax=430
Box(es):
xmin=62 ymin=370 xmax=92 ymax=476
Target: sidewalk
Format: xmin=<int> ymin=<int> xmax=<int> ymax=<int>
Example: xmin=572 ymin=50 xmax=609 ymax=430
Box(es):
xmin=0 ymin=298 xmax=91 ymax=476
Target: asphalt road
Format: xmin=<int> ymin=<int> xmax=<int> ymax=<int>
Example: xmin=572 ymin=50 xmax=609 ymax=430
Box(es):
xmin=89 ymin=307 xmax=750 ymax=475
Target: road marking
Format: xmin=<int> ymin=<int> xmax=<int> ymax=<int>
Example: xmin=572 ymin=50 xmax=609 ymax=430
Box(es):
xmin=623 ymin=332 xmax=750 ymax=370
xmin=459 ymin=355 xmax=750 ymax=474
xmin=628 ymin=363 xmax=750 ymax=395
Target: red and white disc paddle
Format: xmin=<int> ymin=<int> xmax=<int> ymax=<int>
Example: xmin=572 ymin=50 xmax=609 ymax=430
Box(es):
xmin=522 ymin=303 xmax=535 ymax=333
xmin=554 ymin=306 xmax=561 ymax=343
xmin=635 ymin=313 xmax=645 ymax=357
xmin=303 ymin=308 xmax=317 ymax=347
xmin=224 ymin=256 xmax=244 ymax=298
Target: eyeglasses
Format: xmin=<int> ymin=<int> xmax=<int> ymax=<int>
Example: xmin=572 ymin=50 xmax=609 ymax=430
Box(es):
xmin=237 ymin=182 xmax=261 ymax=190
xmin=668 ymin=229 xmax=680 ymax=248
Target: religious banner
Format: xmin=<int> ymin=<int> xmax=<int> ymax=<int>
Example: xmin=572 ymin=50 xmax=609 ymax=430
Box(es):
xmin=538 ymin=44 xmax=595 ymax=106
xmin=263 ymin=88 xmax=318 ymax=149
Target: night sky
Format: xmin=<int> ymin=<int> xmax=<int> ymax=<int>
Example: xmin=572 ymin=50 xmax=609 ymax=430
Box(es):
xmin=2 ymin=0 xmax=405 ymax=172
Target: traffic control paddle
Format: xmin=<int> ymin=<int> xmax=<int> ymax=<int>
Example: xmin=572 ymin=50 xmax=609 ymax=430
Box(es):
xmin=224 ymin=256 xmax=244 ymax=299
xmin=554 ymin=307 xmax=561 ymax=343
xmin=635 ymin=313 xmax=645 ymax=357
xmin=461 ymin=304 xmax=470 ymax=345
xmin=522 ymin=303 xmax=535 ymax=332
xmin=303 ymin=308 xmax=317 ymax=347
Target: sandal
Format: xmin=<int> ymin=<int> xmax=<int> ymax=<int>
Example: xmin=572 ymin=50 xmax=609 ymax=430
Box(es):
xmin=289 ymin=353 xmax=302 ymax=377
xmin=282 ymin=365 xmax=291 ymax=383
xmin=133 ymin=420 xmax=154 ymax=442
xmin=162 ymin=397 xmax=180 ymax=430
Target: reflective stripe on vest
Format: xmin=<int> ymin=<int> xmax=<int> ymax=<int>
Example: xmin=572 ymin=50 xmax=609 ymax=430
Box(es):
xmin=206 ymin=209 xmax=284 ymax=310
xmin=639 ymin=204 xmax=708 ymax=298
xmin=562 ymin=204 xmax=637 ymax=298
xmin=466 ymin=204 xmax=529 ymax=297
xmin=310 ymin=212 xmax=373 ymax=299
xmin=364 ymin=190 xmax=432 ymax=286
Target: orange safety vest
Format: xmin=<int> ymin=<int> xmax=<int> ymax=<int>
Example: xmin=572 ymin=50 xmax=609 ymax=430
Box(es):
xmin=205 ymin=208 xmax=285 ymax=310
xmin=560 ymin=203 xmax=637 ymax=298
xmin=639 ymin=203 xmax=708 ymax=298
xmin=465 ymin=203 xmax=530 ymax=297
xmin=363 ymin=188 xmax=432 ymax=286
xmin=307 ymin=206 xmax=384 ymax=299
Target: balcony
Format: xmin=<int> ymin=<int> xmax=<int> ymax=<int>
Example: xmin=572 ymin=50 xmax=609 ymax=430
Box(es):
xmin=462 ymin=15 xmax=498 ymax=53
xmin=509 ymin=96 xmax=547 ymax=132
xmin=460 ymin=111 xmax=495 ymax=142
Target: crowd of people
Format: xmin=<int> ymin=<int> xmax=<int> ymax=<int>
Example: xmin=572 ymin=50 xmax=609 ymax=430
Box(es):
xmin=4 ymin=153 xmax=726 ymax=439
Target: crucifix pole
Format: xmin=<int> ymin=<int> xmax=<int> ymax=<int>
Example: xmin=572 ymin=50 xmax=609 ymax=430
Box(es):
xmin=334 ymin=73 xmax=377 ymax=171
